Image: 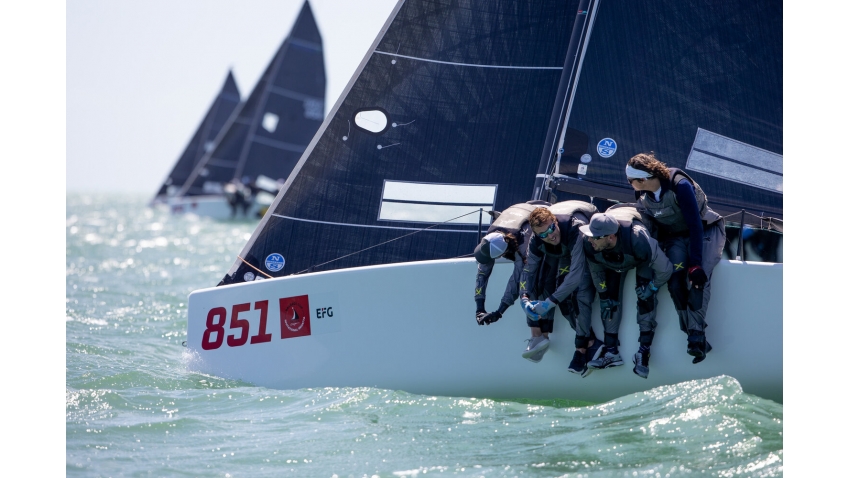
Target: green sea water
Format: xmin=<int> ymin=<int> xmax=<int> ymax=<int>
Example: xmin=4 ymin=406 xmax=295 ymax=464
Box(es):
xmin=66 ymin=193 xmax=783 ymax=477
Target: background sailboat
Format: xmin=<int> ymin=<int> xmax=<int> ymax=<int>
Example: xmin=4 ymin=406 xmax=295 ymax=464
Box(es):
xmin=150 ymin=70 xmax=240 ymax=206
xmin=185 ymin=0 xmax=783 ymax=403
xmin=168 ymin=0 xmax=326 ymax=220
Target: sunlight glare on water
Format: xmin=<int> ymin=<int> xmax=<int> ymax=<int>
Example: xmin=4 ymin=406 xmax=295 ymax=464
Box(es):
xmin=66 ymin=194 xmax=783 ymax=477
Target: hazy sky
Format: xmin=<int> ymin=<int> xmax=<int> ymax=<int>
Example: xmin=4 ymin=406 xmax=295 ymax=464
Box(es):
xmin=67 ymin=0 xmax=398 ymax=194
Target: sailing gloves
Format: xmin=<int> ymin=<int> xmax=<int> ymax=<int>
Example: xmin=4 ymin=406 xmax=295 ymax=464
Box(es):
xmin=521 ymin=296 xmax=541 ymax=321
xmin=599 ymin=298 xmax=620 ymax=321
xmin=531 ymin=298 xmax=557 ymax=315
xmin=688 ymin=266 xmax=708 ymax=289
xmin=635 ymin=281 xmax=659 ymax=301
xmin=477 ymin=311 xmax=502 ymax=325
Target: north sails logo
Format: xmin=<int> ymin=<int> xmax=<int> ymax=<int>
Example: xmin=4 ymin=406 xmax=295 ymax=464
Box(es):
xmin=279 ymin=295 xmax=311 ymax=339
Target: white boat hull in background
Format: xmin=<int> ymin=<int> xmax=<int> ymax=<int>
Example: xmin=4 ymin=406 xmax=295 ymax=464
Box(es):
xmin=185 ymin=258 xmax=782 ymax=403
xmin=167 ymin=194 xmax=271 ymax=220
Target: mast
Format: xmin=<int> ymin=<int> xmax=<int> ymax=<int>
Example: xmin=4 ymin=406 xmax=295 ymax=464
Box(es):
xmin=531 ymin=0 xmax=600 ymax=202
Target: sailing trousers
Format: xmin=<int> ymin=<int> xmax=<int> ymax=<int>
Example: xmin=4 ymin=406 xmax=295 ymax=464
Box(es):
xmin=553 ymin=267 xmax=596 ymax=348
xmin=529 ymin=256 xmax=558 ymax=333
xmin=661 ymin=220 xmax=726 ymax=334
xmin=600 ymin=265 xmax=658 ymax=347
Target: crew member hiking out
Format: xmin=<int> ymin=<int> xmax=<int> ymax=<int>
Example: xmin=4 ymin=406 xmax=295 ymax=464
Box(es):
xmin=473 ymin=201 xmax=557 ymax=352
xmin=626 ymin=152 xmax=726 ymax=364
xmin=518 ymin=201 xmax=604 ymax=376
xmin=580 ymin=205 xmax=674 ymax=379
xmin=224 ymin=178 xmax=252 ymax=218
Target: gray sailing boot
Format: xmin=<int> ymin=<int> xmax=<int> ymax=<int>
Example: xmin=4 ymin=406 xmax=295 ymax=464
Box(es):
xmin=522 ymin=335 xmax=550 ymax=363
xmin=587 ymin=347 xmax=624 ymax=369
xmin=633 ymin=346 xmax=650 ymax=379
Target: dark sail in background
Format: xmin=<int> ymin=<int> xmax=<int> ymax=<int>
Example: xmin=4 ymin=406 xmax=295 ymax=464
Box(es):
xmin=150 ymin=71 xmax=240 ymax=204
xmin=221 ymin=0 xmax=580 ymax=285
xmin=177 ymin=0 xmax=326 ymax=197
xmin=542 ymin=0 xmax=782 ymax=227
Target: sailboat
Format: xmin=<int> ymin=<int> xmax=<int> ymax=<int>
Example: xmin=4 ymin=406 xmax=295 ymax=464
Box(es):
xmin=183 ymin=0 xmax=783 ymax=404
xmin=150 ymin=70 xmax=241 ymax=207
xmin=167 ymin=0 xmax=326 ymax=220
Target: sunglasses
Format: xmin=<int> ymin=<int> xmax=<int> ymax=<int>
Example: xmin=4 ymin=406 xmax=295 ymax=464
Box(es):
xmin=536 ymin=222 xmax=556 ymax=238
xmin=590 ymin=235 xmax=608 ymax=241
xmin=628 ymin=176 xmax=653 ymax=184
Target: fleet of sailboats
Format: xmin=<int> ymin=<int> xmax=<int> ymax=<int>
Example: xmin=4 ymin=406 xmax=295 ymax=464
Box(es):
xmin=155 ymin=1 xmax=327 ymax=220
xmin=182 ymin=0 xmax=783 ymax=403
xmin=150 ymin=71 xmax=241 ymax=207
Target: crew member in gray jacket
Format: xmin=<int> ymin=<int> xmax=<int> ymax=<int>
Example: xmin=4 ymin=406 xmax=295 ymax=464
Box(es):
xmin=474 ymin=203 xmax=544 ymax=325
xmin=580 ymin=207 xmax=673 ymax=379
xmin=518 ymin=201 xmax=603 ymax=376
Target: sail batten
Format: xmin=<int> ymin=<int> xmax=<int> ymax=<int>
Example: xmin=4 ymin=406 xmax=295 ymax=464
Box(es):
xmin=373 ymin=51 xmax=564 ymax=70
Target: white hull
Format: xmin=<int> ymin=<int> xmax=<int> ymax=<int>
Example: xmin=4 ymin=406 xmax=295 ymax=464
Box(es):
xmin=166 ymin=195 xmax=267 ymax=220
xmin=185 ymin=258 xmax=782 ymax=403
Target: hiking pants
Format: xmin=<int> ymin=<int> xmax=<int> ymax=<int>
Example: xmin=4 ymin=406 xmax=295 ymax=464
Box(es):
xmin=661 ymin=219 xmax=726 ymax=334
xmin=555 ymin=267 xmax=596 ymax=347
xmin=600 ymin=265 xmax=658 ymax=347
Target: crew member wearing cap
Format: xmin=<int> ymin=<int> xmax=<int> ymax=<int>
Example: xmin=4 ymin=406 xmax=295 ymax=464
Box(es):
xmin=473 ymin=201 xmax=552 ymax=331
xmin=518 ymin=202 xmax=603 ymax=376
xmin=580 ymin=208 xmax=673 ymax=378
xmin=626 ymin=152 xmax=726 ymax=364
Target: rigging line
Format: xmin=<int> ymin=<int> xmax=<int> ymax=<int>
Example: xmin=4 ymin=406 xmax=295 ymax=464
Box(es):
xmin=719 ymin=210 xmax=782 ymax=222
xmin=373 ymin=51 xmax=564 ymax=70
xmin=294 ymin=209 xmax=484 ymax=275
xmin=271 ymin=213 xmax=483 ymax=233
xmin=237 ymin=255 xmax=273 ymax=279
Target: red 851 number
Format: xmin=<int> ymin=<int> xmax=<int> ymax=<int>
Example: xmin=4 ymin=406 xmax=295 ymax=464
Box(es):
xmin=201 ymin=301 xmax=272 ymax=350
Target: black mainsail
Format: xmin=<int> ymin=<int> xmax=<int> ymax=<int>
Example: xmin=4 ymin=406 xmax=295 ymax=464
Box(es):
xmin=538 ymin=0 xmax=782 ymax=228
xmin=220 ymin=0 xmax=582 ymax=284
xmin=150 ymin=71 xmax=240 ymax=204
xmin=220 ymin=0 xmax=782 ymax=285
xmin=176 ymin=0 xmax=326 ymax=198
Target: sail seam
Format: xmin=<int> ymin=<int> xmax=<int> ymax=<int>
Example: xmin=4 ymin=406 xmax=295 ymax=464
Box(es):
xmin=267 ymin=85 xmax=323 ymax=103
xmin=251 ymin=135 xmax=308 ymax=153
xmin=270 ymin=214 xmax=480 ymax=233
xmin=205 ymin=158 xmax=238 ymax=168
xmin=289 ymin=37 xmax=322 ymax=52
xmin=373 ymin=51 xmax=563 ymax=70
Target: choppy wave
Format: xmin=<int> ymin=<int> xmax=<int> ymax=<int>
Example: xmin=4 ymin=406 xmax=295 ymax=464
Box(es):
xmin=67 ymin=194 xmax=782 ymax=477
